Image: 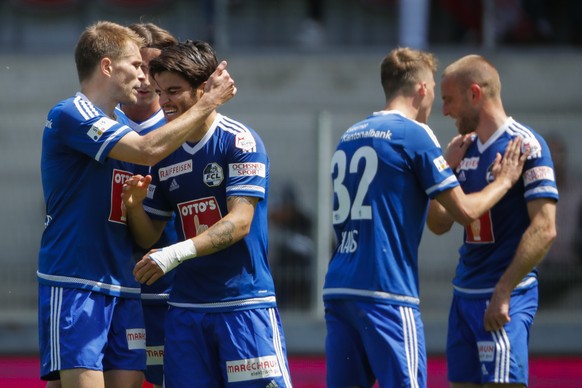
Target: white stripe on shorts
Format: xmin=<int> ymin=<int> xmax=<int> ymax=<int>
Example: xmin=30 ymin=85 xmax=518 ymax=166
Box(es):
xmin=268 ymin=308 xmax=293 ymax=387
xmin=400 ymin=306 xmax=419 ymax=388
xmin=50 ymin=286 xmax=63 ymax=372
xmin=492 ymin=328 xmax=511 ymax=383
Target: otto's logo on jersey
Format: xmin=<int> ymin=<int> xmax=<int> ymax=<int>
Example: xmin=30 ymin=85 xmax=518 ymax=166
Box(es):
xmin=229 ymin=162 xmax=266 ymax=178
xmin=235 ymin=132 xmax=256 ymax=151
xmin=203 ymin=163 xmax=224 ymax=187
xmin=87 ymin=117 xmax=115 ymax=141
xmin=109 ymin=169 xmax=133 ymax=224
xmin=45 ymin=119 xmax=52 ymax=129
xmin=159 ymin=160 xmax=192 ymax=182
xmin=177 ymin=197 xmax=222 ymax=239
xmin=465 ymin=211 xmax=494 ymax=244
xmin=433 ymin=156 xmax=449 ymax=173
xmin=226 ymin=356 xmax=282 ymax=383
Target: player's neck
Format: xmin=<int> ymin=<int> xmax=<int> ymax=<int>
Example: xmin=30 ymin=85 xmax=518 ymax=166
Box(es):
xmin=186 ymin=111 xmax=217 ymax=143
xmin=121 ymin=103 xmax=160 ymax=123
xmin=476 ymin=104 xmax=508 ymax=143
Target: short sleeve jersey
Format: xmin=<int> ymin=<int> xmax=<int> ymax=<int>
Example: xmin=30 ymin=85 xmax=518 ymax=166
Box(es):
xmin=452 ymin=117 xmax=559 ymax=295
xmin=323 ymin=111 xmax=459 ymax=307
xmin=38 ymin=93 xmax=140 ymax=298
xmin=143 ymin=114 xmax=276 ymax=312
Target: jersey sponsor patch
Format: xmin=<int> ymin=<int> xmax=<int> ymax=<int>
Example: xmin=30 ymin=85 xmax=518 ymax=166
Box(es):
xmin=177 ymin=197 xmax=222 ymax=239
xmin=478 ymin=341 xmax=496 ymax=362
xmin=521 ymin=137 xmax=542 ymax=158
xmin=87 ymin=117 xmax=116 ymax=141
xmin=458 ymin=156 xmax=480 ymax=171
xmin=433 ymin=155 xmax=449 ymax=172
xmin=523 ymin=166 xmax=555 ymax=186
xmin=158 ymin=160 xmax=193 ymax=182
xmin=126 ymin=328 xmax=146 ymax=350
xmin=146 ymin=345 xmax=164 ymax=366
xmin=465 ymin=211 xmax=494 ymax=244
xmin=203 ymin=163 xmax=224 ymax=187
xmin=229 ymin=162 xmax=266 ymax=178
xmin=234 ymin=132 xmax=256 ymax=151
xmin=226 ymin=355 xmax=282 ymax=383
xmin=109 ymin=169 xmax=133 ymax=224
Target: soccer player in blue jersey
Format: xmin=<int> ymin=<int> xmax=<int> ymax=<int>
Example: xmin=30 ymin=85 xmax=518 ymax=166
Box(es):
xmin=323 ymin=47 xmax=528 ymax=388
xmin=120 ymin=22 xmax=179 ymax=388
xmin=427 ymin=55 xmax=558 ymax=388
xmin=121 ymin=40 xmax=292 ymax=387
xmin=38 ymin=21 xmax=235 ymax=388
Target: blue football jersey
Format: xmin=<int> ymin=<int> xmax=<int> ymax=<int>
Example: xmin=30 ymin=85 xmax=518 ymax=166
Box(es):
xmin=452 ymin=117 xmax=559 ymax=295
xmin=115 ymin=106 xmax=178 ymax=302
xmin=143 ymin=114 xmax=276 ymax=311
xmin=38 ymin=93 xmax=140 ymax=298
xmin=323 ymin=111 xmax=459 ymax=307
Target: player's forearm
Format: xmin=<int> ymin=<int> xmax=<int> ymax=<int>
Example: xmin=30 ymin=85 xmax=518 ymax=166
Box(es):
xmin=426 ymin=199 xmax=454 ymax=234
xmin=192 ymin=212 xmax=251 ymax=257
xmin=463 ymin=176 xmax=513 ymax=221
xmin=126 ymin=207 xmax=162 ymax=249
xmin=140 ymin=99 xmax=216 ymax=166
xmin=437 ymin=180 xmax=511 ymax=227
xmin=495 ymin=215 xmax=556 ymax=295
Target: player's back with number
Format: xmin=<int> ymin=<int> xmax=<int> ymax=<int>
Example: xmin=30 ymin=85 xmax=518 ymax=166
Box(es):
xmin=327 ymin=110 xmax=455 ymax=301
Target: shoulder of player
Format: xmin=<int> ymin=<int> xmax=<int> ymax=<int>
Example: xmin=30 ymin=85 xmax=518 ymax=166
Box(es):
xmin=216 ymin=115 xmax=265 ymax=150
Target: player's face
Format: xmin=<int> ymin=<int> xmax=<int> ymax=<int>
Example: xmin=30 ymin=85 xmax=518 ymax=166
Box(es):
xmin=154 ymin=71 xmax=200 ymax=122
xmin=441 ymin=75 xmax=479 ymax=135
xmin=134 ymin=47 xmax=162 ymax=108
xmin=111 ymin=41 xmax=145 ymax=105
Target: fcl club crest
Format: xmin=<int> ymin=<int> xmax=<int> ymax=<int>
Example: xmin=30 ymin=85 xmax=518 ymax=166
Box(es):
xmin=203 ymin=163 xmax=224 ymax=187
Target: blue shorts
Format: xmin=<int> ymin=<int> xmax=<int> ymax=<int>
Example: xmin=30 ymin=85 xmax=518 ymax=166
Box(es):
xmin=143 ymin=302 xmax=168 ymax=385
xmin=163 ymin=306 xmax=292 ymax=387
xmin=324 ymin=299 xmax=426 ymax=388
xmin=446 ymin=287 xmax=538 ymax=385
xmin=38 ymin=285 xmax=146 ymax=380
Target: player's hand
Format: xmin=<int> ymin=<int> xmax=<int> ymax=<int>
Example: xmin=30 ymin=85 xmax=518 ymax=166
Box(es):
xmin=444 ymin=133 xmax=474 ymax=170
xmin=122 ymin=174 xmax=152 ymax=209
xmin=133 ymin=251 xmax=164 ymax=285
xmin=483 ymin=290 xmax=511 ymax=332
xmin=492 ymin=137 xmax=529 ymax=186
xmin=204 ymin=60 xmax=237 ymax=106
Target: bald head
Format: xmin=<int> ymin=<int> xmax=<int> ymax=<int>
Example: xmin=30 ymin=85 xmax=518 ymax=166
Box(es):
xmin=442 ymin=55 xmax=501 ymax=99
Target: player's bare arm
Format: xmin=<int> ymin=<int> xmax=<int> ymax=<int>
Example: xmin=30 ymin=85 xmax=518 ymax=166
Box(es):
xmin=429 ymin=138 xmax=528 ymax=230
xmin=122 ymin=174 xmax=167 ymax=249
xmin=108 ymin=61 xmax=236 ymax=166
xmin=134 ymin=195 xmax=258 ymax=285
xmin=484 ymin=198 xmax=557 ymax=331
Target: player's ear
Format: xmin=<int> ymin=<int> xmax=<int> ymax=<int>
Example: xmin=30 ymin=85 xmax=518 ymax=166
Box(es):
xmin=197 ymin=81 xmax=207 ymax=97
xmin=418 ymin=81 xmax=427 ymax=97
xmin=101 ymin=57 xmax=113 ymax=77
xmin=469 ymin=83 xmax=482 ymax=102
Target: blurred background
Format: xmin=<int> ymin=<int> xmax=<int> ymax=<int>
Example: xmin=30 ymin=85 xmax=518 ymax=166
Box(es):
xmin=1 ymin=0 xmax=582 ymax=386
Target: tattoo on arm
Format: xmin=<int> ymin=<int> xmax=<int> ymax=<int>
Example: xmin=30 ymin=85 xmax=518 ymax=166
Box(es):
xmin=227 ymin=196 xmax=255 ymax=207
xmin=208 ymin=220 xmax=235 ymax=250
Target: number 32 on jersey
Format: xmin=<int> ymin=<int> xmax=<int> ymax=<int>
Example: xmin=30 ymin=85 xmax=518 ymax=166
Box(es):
xmin=331 ymin=146 xmax=378 ymax=252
